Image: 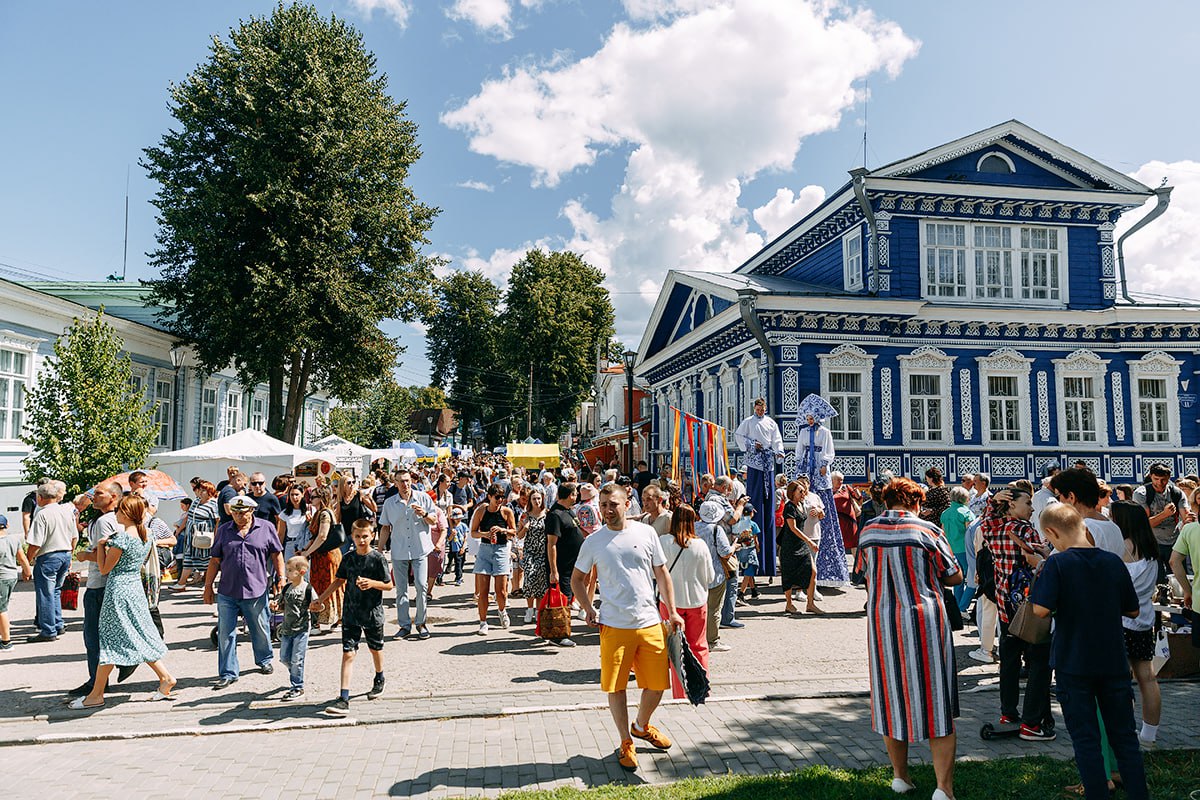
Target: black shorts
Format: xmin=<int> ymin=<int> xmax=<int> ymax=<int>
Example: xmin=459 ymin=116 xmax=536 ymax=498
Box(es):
xmin=342 ymin=620 xmax=385 ymax=652
xmin=1123 ymin=627 xmax=1154 ymax=662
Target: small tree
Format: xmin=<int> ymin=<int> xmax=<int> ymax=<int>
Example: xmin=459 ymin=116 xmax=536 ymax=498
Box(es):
xmin=21 ymin=311 xmax=158 ymax=496
xmin=322 ymin=378 xmax=446 ymax=449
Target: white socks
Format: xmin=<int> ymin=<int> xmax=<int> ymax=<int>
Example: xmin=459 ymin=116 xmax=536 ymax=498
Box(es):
xmin=1139 ymin=722 xmax=1158 ymax=744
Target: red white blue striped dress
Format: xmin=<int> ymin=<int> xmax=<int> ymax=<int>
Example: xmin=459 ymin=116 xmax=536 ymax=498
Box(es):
xmin=855 ymin=510 xmax=960 ymax=741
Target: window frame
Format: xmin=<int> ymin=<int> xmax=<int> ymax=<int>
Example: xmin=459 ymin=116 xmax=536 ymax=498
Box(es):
xmin=843 ymin=228 xmax=864 ymax=292
xmin=1052 ymin=350 xmax=1108 ymax=448
xmin=200 ymin=384 xmax=218 ymax=443
xmin=223 ymin=389 xmax=243 ymax=438
xmin=251 ymin=394 xmax=266 ymax=432
xmin=920 ymin=218 xmax=1069 ymax=306
xmin=1127 ymin=352 xmax=1182 ymax=448
xmin=898 ymin=346 xmax=954 ymax=447
xmin=977 ymin=348 xmax=1034 ymax=448
xmin=153 ymin=378 xmax=174 ymax=448
xmin=0 ymin=344 xmax=34 ymax=442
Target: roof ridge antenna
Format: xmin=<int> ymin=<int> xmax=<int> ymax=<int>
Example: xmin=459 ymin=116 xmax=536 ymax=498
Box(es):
xmin=862 ymin=76 xmax=868 ymax=170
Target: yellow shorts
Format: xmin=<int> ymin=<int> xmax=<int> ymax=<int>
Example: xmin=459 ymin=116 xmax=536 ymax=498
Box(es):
xmin=599 ymin=623 xmax=670 ymax=693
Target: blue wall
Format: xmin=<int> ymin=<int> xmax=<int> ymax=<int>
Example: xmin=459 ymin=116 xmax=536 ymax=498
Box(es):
xmin=908 ymin=149 xmax=1079 ymax=189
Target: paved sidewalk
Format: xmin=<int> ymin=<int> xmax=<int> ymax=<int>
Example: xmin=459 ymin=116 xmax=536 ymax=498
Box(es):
xmin=0 ymin=682 xmax=1197 ymax=799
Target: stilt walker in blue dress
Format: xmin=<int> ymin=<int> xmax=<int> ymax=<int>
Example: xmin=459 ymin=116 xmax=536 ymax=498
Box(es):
xmin=734 ymin=397 xmax=783 ymax=577
xmin=793 ymin=394 xmax=850 ymax=587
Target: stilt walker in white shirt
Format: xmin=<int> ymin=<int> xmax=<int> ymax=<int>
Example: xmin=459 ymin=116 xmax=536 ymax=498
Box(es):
xmin=734 ymin=398 xmax=784 ymax=577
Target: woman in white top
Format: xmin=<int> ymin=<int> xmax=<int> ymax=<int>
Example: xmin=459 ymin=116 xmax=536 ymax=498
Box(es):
xmin=1111 ymin=500 xmax=1163 ymax=746
xmin=276 ymin=486 xmax=311 ymax=561
xmin=658 ymin=504 xmax=713 ymax=700
xmin=801 ymin=483 xmax=827 ymax=602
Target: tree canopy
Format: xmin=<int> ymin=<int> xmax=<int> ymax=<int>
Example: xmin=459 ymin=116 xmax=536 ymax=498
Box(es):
xmin=323 ymin=379 xmax=447 ymax=449
xmin=21 ymin=312 xmax=158 ymax=496
xmin=143 ymin=2 xmax=437 ymax=443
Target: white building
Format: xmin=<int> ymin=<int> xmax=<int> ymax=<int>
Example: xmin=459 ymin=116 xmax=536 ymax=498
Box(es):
xmin=0 ymin=279 xmax=331 ymax=513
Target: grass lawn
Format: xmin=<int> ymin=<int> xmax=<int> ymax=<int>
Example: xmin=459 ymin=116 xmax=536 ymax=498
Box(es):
xmin=497 ymin=749 xmax=1199 ymax=799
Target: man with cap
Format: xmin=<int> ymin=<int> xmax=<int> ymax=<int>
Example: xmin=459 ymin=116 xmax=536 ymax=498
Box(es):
xmin=445 ymin=507 xmax=468 ymax=586
xmin=734 ymin=398 xmax=784 ymax=578
xmin=451 ymin=469 xmax=475 ymax=518
xmin=203 ymin=494 xmax=285 ymax=689
xmin=696 ymin=499 xmax=736 ymax=652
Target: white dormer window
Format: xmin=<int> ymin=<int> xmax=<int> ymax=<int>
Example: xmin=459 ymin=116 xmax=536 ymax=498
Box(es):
xmin=977 ymin=151 xmax=1016 ymax=174
xmin=922 ymin=220 xmax=1067 ymax=306
xmin=843 ymin=229 xmax=863 ymax=291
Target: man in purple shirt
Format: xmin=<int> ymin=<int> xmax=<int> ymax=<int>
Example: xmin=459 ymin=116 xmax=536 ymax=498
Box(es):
xmin=203 ymin=495 xmax=285 ymax=689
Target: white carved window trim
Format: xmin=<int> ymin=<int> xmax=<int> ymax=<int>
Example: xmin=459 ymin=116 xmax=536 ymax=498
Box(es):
xmin=818 ymin=344 xmax=876 ymax=445
xmin=919 ymin=219 xmax=1069 ymax=307
xmin=843 ymin=228 xmax=864 ymax=292
xmin=739 ymin=353 xmax=758 ymax=419
xmin=251 ymin=394 xmax=267 ymax=432
xmin=129 ymin=366 xmax=150 ymax=401
xmin=1128 ymin=351 xmax=1182 ymax=448
xmin=976 ymin=151 xmax=1016 ymax=173
xmin=154 ymin=378 xmax=174 ymax=448
xmin=898 ymin=347 xmax=954 ymax=446
xmin=700 ymin=372 xmax=716 ymax=422
xmin=718 ymin=364 xmax=737 ymax=432
xmin=977 ymin=348 xmax=1034 ymax=448
xmin=200 ymin=382 xmax=219 ymax=443
xmin=223 ymin=388 xmax=243 ymax=438
xmin=1052 ymin=350 xmax=1109 ymax=448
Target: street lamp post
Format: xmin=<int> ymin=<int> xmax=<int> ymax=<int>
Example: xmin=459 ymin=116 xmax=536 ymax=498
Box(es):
xmin=622 ymin=349 xmax=636 ymax=478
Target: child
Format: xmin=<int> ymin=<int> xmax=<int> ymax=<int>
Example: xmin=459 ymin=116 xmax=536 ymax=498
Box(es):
xmin=272 ymin=555 xmax=314 ymax=701
xmin=446 ymin=509 xmax=468 ymax=586
xmin=733 ymin=506 xmax=760 ymax=603
xmin=0 ymin=514 xmax=34 ymax=650
xmin=312 ymin=519 xmax=393 ymax=715
xmin=1031 ymin=504 xmax=1148 ymax=800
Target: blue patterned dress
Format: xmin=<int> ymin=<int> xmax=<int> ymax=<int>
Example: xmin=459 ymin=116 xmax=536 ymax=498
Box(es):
xmin=796 ymin=422 xmax=850 ymax=586
xmin=98 ymin=531 xmax=168 ymax=666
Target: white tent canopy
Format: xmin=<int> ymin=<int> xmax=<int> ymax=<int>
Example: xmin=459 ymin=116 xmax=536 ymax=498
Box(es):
xmin=155 ymin=429 xmax=333 ymax=486
xmin=309 ymin=434 xmax=372 ymax=478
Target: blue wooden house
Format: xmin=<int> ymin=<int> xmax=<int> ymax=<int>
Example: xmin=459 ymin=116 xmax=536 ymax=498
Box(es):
xmin=635 ymin=120 xmax=1199 ymax=484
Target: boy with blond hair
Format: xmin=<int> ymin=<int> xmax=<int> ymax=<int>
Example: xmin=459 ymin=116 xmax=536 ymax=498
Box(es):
xmin=272 ymin=555 xmax=314 ymax=701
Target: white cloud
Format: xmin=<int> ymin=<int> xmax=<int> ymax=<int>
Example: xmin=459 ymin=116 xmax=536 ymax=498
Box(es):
xmin=346 ymin=0 xmax=412 ymax=27
xmin=447 ymin=0 xmax=513 ymax=37
xmin=458 ymin=242 xmax=549 ymax=284
xmin=752 ymin=185 xmax=827 ymax=241
xmin=457 ymin=179 xmax=496 ymax=192
xmin=1116 ymin=161 xmax=1200 ymax=301
xmin=444 ymin=1 xmax=917 ymax=343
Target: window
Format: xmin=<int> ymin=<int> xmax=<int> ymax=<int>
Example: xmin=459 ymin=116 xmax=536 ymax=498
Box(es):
xmin=251 ymin=396 xmax=266 ymax=431
xmin=843 ymin=230 xmax=863 ymax=291
xmin=974 ymin=225 xmax=1013 ymax=299
xmin=1021 ymin=228 xmax=1061 ymax=301
xmin=925 ymin=223 xmax=968 ymax=298
xmin=1054 ymin=350 xmax=1108 ymax=448
xmin=129 ymin=372 xmax=145 ymax=397
xmin=0 ymin=348 xmax=30 ymax=440
xmin=1136 ymin=379 xmax=1169 ymax=444
xmin=908 ymin=374 xmax=944 ymax=442
xmin=1128 ymin=351 xmax=1182 ymax=448
xmin=827 ymin=372 xmax=864 ymax=442
xmin=223 ymin=390 xmax=243 ymax=437
xmin=304 ymin=406 xmax=323 ymax=445
xmin=977 ymin=152 xmax=1015 ymax=174
xmin=818 ymin=344 xmax=876 ymax=446
xmin=987 ymin=376 xmax=1022 ymax=442
xmin=200 ymin=385 xmax=218 ymax=443
xmin=154 ymin=379 xmax=173 ymax=447
xmin=1062 ymin=376 xmax=1097 ymax=443
xmin=922 ymin=221 xmax=1066 ymax=304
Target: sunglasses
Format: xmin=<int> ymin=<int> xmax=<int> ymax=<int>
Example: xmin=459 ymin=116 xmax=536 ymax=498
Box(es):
xmin=250 ymin=481 xmax=265 ymax=486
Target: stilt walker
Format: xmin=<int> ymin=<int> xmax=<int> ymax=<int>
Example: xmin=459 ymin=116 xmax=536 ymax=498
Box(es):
xmin=793 ymin=394 xmax=849 ymax=587
xmin=734 ymin=398 xmax=783 ymax=577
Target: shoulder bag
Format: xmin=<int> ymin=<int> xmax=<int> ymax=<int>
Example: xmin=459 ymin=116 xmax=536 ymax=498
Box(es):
xmin=315 ymin=509 xmax=346 ymax=554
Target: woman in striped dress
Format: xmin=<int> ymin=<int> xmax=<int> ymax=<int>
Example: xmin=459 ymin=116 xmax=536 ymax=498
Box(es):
xmin=856 ymin=477 xmax=962 ymax=800
xmin=171 ymin=480 xmax=218 ymax=592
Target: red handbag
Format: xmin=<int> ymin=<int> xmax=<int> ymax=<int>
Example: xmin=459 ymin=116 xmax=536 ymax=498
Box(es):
xmin=536 ymin=585 xmax=571 ymax=640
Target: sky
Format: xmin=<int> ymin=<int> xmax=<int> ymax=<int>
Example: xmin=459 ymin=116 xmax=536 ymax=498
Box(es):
xmin=3 ymin=0 xmax=1200 ymax=388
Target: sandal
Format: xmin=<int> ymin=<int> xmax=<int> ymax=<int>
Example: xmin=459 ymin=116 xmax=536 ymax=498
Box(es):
xmin=807 ymin=605 xmax=825 ymax=615
xmin=67 ymin=697 xmax=104 ymax=710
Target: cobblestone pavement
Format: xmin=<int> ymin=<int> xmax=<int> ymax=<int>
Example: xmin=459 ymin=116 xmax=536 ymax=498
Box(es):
xmin=2 ymin=568 xmax=1197 ymax=798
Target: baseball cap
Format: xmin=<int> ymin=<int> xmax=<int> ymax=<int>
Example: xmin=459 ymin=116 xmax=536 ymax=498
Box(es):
xmin=450 ymin=508 xmax=465 ymax=519
xmin=227 ymin=495 xmax=259 ymax=511
xmin=457 ymin=469 xmax=471 ymax=478
xmin=0 ymin=514 xmax=7 ymax=527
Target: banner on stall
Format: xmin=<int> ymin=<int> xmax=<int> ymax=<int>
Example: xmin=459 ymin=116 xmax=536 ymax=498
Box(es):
xmin=668 ymin=407 xmax=730 ymax=490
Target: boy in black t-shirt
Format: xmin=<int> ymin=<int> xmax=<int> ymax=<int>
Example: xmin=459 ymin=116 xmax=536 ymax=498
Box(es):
xmin=1031 ymin=504 xmax=1148 ymax=800
xmin=312 ymin=519 xmax=394 ymax=716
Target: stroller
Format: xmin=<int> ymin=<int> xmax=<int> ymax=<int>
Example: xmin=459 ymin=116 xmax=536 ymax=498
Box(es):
xmin=208 ymin=599 xmax=286 ymax=648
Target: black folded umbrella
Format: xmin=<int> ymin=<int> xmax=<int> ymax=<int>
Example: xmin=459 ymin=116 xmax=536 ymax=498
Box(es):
xmin=664 ymin=623 xmax=711 ymax=705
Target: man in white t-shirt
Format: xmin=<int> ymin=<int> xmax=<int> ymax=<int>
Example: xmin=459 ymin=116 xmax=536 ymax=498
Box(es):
xmin=1050 ymin=468 xmax=1124 ymax=556
xmin=572 ymin=483 xmax=684 ymax=773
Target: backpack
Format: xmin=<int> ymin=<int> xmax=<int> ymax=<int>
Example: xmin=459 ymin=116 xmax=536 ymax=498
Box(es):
xmin=1142 ymin=481 xmax=1182 ymax=511
xmin=976 ymin=544 xmax=997 ymax=602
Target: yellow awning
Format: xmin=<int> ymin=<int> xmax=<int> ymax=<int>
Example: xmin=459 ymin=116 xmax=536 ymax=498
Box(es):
xmin=505 ymin=443 xmax=561 ymax=468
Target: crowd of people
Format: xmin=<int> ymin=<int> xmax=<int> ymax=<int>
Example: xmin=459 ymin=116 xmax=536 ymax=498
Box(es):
xmin=1 ymin=396 xmax=1197 ymax=799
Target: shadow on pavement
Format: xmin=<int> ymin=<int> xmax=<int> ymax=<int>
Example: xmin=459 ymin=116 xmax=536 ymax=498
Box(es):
xmin=389 ymin=752 xmax=646 ymax=797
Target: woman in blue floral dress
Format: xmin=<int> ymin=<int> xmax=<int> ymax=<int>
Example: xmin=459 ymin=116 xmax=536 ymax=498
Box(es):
xmin=792 ymin=393 xmax=850 ymax=587
xmin=71 ymin=495 xmax=175 ymax=709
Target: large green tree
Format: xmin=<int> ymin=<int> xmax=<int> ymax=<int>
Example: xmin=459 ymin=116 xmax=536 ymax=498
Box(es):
xmin=499 ymin=250 xmax=614 ymax=440
xmin=21 ymin=312 xmax=158 ymax=496
xmin=423 ymin=270 xmax=505 ymax=442
xmin=143 ymin=3 xmax=437 ymax=443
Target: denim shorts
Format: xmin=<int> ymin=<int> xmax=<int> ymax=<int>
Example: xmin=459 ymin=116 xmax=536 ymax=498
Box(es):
xmin=473 ymin=542 xmax=511 ymax=576
xmin=0 ymin=577 xmax=15 ymax=613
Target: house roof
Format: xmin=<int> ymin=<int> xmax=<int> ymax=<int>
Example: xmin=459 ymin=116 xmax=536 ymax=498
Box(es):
xmin=19 ymin=280 xmax=172 ymax=333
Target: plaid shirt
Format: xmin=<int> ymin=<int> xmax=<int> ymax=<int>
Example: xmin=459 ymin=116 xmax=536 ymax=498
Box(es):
xmin=980 ymin=504 xmax=1046 ymax=625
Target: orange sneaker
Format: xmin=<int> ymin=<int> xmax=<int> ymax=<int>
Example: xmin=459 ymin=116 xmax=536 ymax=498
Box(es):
xmin=617 ymin=739 xmax=638 ymax=771
xmin=631 ymin=722 xmax=672 ymax=750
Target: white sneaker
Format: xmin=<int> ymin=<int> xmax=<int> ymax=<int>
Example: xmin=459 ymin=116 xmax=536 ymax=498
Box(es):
xmin=967 ymin=648 xmax=994 ymax=664
xmin=499 ymin=611 xmax=511 ymax=629
xmin=891 ymin=777 xmax=915 ymax=794
xmin=551 ymin=637 xmax=576 ymax=648
xmin=813 ymin=590 xmax=825 ymax=601
xmin=711 ymin=641 xmax=732 ymax=652
xmin=574 ymin=606 xmax=586 ymax=620
xmin=797 ymin=592 xmax=807 ymax=603
xmin=476 ymin=621 xmax=488 ymax=636
xmin=523 ymin=608 xmax=535 ymax=624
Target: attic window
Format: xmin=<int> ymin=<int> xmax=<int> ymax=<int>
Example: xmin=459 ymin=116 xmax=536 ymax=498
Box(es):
xmin=692 ymin=295 xmax=711 ymax=328
xmin=977 ymin=152 xmax=1015 ymax=174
